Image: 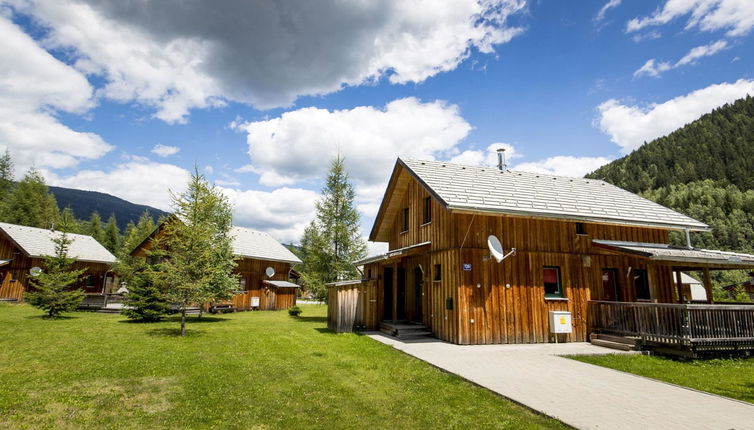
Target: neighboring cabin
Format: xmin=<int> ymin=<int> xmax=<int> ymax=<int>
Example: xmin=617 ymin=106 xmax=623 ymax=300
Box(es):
xmin=329 ymin=158 xmax=754 ymax=347
xmin=0 ymin=222 xmax=117 ymax=302
xmin=131 ymin=223 xmax=302 ymax=310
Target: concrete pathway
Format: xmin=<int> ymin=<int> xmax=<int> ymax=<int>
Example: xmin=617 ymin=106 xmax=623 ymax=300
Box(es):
xmin=368 ymin=333 xmax=754 ymax=430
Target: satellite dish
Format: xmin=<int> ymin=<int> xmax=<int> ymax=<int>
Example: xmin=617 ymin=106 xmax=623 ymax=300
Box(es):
xmin=29 ymin=267 xmax=42 ymax=277
xmin=487 ymin=235 xmax=516 ymax=263
xmin=265 ymin=267 xmax=275 ymax=278
xmin=487 ymin=235 xmax=505 ymax=263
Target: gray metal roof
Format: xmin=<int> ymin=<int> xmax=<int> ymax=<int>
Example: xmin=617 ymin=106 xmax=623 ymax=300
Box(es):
xmin=326 ymin=279 xmax=363 ymax=288
xmin=230 ymin=226 xmax=302 ymax=264
xmin=262 ymin=280 xmax=300 ymax=288
xmin=401 ymin=159 xmax=709 ymax=231
xmin=0 ymin=222 xmax=116 ymax=264
xmin=593 ymin=240 xmax=754 ymax=266
xmin=354 ymin=241 xmax=431 ymax=266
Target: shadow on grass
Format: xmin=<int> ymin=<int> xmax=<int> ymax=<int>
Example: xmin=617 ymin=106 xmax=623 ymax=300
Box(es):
xmin=146 ymin=327 xmax=205 ymax=338
xmin=163 ymin=315 xmax=230 ymax=324
xmin=24 ymin=314 xmax=79 ymax=320
xmin=292 ymin=316 xmax=327 ymax=324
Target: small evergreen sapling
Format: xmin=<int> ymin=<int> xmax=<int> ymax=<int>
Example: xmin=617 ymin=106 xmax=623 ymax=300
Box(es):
xmin=121 ymin=265 xmax=167 ymax=322
xmin=26 ymin=232 xmax=86 ymax=318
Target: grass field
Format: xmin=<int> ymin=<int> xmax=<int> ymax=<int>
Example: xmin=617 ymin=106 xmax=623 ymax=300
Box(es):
xmin=0 ymin=303 xmax=565 ymax=429
xmin=571 ymin=354 xmax=754 ymax=403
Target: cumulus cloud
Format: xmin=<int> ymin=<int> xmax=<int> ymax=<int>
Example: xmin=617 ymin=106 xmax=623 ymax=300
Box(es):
xmin=0 ymin=15 xmax=111 ymax=173
xmin=239 ymin=97 xmax=472 ymax=188
xmin=627 ymin=0 xmax=754 ymax=37
xmin=596 ymin=79 xmax=754 ymax=153
xmin=634 ymin=40 xmax=728 ymax=77
xmin=221 ymin=187 xmax=319 ymax=244
xmin=151 ymin=144 xmax=180 ymax=157
xmin=8 ymin=0 xmax=526 ymax=122
xmin=513 ymin=156 xmax=612 ymax=177
xmin=49 ymin=160 xmax=192 ymax=211
xmin=449 ymin=143 xmax=521 ymax=167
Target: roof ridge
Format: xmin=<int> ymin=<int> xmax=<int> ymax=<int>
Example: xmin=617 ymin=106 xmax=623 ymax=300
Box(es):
xmin=400 ymin=158 xmax=609 ymax=182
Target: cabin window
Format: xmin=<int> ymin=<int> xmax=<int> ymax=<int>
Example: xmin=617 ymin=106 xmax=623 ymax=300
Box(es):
xmin=423 ymin=197 xmax=432 ymax=224
xmin=367 ymin=269 xmax=372 ymax=280
xmin=401 ymin=208 xmax=409 ymax=232
xmin=433 ymin=264 xmax=442 ymax=281
xmin=543 ymin=266 xmax=563 ymax=298
xmin=86 ymin=275 xmax=96 ymax=287
xmin=634 ymin=269 xmax=651 ymax=300
xmin=575 ymin=222 xmax=586 ymax=235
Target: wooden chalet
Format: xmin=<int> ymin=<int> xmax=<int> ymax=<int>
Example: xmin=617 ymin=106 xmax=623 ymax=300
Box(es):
xmin=0 ymin=222 xmax=117 ymax=302
xmin=131 ymin=223 xmax=301 ymax=311
xmin=328 ymin=157 xmax=754 ymax=354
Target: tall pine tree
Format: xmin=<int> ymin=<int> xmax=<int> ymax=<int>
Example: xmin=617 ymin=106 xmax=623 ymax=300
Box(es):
xmin=151 ymin=170 xmax=238 ymax=336
xmin=87 ymin=212 xmax=105 ymax=245
xmin=2 ymin=168 xmax=59 ymax=228
xmin=103 ymin=214 xmax=121 ymax=253
xmin=299 ymin=156 xmax=366 ymax=299
xmin=0 ymin=150 xmax=14 ymax=218
xmin=57 ymin=206 xmax=82 ymax=233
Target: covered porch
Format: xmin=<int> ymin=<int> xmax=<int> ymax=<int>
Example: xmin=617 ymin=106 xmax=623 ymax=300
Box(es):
xmin=590 ymin=240 xmax=754 ymax=356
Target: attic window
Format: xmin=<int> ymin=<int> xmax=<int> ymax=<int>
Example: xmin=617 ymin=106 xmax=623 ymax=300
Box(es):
xmin=576 ymin=222 xmax=587 ymax=235
xmin=401 ymin=208 xmax=409 ymax=233
xmin=423 ymin=197 xmax=432 ymax=224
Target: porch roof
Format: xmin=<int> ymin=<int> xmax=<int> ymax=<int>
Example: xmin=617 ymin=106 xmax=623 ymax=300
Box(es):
xmin=353 ymin=241 xmax=431 ymax=266
xmin=262 ymin=280 xmax=300 ymax=288
xmin=592 ymin=240 xmax=754 ymax=269
xmin=0 ymin=259 xmax=9 ymax=267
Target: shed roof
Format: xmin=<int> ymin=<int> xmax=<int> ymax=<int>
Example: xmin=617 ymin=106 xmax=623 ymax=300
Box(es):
xmin=592 ymin=239 xmax=754 ymax=268
xmin=0 ymin=222 xmax=116 ymax=264
xmin=370 ymin=158 xmax=708 ymax=241
xmin=230 ymin=226 xmax=302 ymax=264
xmin=262 ymin=280 xmax=300 ymax=288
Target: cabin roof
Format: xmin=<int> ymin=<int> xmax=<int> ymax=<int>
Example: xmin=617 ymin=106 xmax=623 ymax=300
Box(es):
xmin=370 ymin=158 xmax=709 ymax=241
xmin=0 ymin=222 xmax=116 ymax=264
xmin=230 ymin=226 xmax=302 ymax=264
xmin=592 ymin=239 xmax=754 ymax=267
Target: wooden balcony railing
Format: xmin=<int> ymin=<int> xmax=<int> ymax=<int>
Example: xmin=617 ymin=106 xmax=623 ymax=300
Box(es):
xmin=588 ymin=300 xmax=754 ymax=350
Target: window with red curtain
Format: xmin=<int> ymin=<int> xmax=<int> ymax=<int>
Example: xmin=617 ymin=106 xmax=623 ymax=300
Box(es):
xmin=543 ymin=266 xmax=562 ymax=298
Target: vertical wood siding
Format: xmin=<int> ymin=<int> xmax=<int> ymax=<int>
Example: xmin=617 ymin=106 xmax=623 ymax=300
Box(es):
xmin=357 ymin=173 xmax=686 ymax=344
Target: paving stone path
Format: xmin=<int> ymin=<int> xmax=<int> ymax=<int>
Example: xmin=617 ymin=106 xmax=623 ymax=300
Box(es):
xmin=368 ymin=333 xmax=754 ymax=430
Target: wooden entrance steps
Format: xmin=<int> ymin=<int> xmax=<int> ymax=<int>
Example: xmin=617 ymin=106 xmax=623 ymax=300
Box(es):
xmin=380 ymin=321 xmax=432 ymax=340
xmin=590 ymin=333 xmax=640 ymax=351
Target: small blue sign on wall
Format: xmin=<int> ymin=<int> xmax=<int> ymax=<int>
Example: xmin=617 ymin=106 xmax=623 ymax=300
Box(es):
xmin=462 ymin=263 xmax=472 ymax=271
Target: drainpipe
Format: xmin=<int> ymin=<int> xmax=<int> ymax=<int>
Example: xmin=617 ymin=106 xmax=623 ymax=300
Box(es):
xmin=684 ymin=229 xmax=693 ymax=249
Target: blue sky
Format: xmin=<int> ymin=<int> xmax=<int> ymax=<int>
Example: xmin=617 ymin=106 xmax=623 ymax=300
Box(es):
xmin=1 ymin=0 xmax=754 ymax=248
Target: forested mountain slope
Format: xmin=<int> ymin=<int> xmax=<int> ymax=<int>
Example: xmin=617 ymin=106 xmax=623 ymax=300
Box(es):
xmin=587 ymin=95 xmax=754 ymax=254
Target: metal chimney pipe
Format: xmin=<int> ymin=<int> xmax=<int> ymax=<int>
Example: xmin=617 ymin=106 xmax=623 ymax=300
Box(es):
xmin=497 ymin=148 xmax=506 ymax=171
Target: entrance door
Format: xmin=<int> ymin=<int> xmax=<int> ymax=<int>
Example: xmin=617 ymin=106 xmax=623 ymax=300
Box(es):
xmin=602 ymin=268 xmax=620 ymax=301
xmin=413 ymin=266 xmax=423 ymax=322
xmin=397 ymin=268 xmax=406 ymax=320
xmin=383 ymin=267 xmax=393 ymax=320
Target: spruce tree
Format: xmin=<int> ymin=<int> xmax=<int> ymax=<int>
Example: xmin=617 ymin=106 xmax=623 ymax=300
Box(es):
xmin=57 ymin=206 xmax=82 ymax=233
xmin=151 ymin=169 xmax=237 ymax=336
xmin=0 ymin=150 xmax=14 ymax=219
xmin=299 ymin=156 xmax=366 ymax=300
xmin=3 ymin=168 xmax=59 ymax=228
xmin=103 ymin=214 xmax=121 ymax=253
xmin=87 ymin=212 xmax=105 ymax=245
xmin=25 ymin=232 xmax=86 ymax=318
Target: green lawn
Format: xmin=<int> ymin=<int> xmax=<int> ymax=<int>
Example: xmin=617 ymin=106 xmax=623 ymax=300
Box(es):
xmin=571 ymin=354 xmax=754 ymax=403
xmin=0 ymin=303 xmax=565 ymax=429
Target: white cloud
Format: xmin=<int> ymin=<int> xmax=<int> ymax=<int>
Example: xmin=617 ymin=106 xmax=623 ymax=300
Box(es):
xmin=512 ymin=156 xmax=612 ymax=177
xmin=49 ymin=161 xmax=192 ymax=211
xmin=595 ymin=0 xmax=622 ymax=24
xmin=239 ymin=97 xmax=472 ymax=188
xmin=634 ymin=40 xmax=728 ymax=77
xmin=0 ymin=14 xmax=111 ymax=173
xmin=627 ymin=0 xmax=754 ymax=37
xmin=221 ymin=187 xmax=319 ymax=244
xmin=9 ymin=0 xmax=526 ymax=122
xmin=151 ymin=144 xmax=180 ymax=157
xmin=449 ymin=143 xmax=521 ymax=167
xmin=596 ymin=78 xmax=754 ymax=153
